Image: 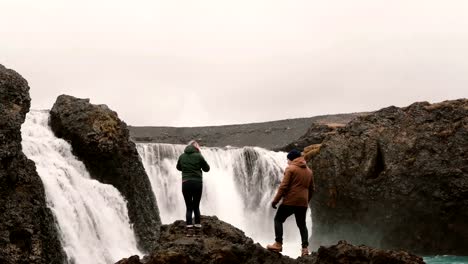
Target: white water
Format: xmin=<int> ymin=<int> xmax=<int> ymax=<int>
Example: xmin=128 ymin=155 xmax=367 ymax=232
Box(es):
xmin=137 ymin=143 xmax=313 ymax=257
xmin=22 ymin=111 xmax=141 ymax=264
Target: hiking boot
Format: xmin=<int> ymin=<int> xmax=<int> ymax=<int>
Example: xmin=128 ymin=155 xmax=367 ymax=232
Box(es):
xmin=186 ymin=226 xmax=194 ymax=237
xmin=193 ymin=224 xmax=202 ymax=236
xmin=301 ymin=247 xmax=310 ymax=256
xmin=266 ymin=242 xmax=283 ymax=252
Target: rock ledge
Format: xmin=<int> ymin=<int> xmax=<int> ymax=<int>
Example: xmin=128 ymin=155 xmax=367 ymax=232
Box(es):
xmin=116 ymin=216 xmax=424 ymax=264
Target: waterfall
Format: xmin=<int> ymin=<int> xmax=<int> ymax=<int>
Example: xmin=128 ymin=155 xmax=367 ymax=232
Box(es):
xmin=137 ymin=143 xmax=313 ymax=256
xmin=21 ymin=111 xmax=142 ymax=264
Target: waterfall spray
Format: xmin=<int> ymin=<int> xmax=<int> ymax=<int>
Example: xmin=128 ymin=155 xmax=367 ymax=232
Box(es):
xmin=22 ymin=111 xmax=141 ymax=264
xmin=137 ymin=143 xmax=312 ymax=256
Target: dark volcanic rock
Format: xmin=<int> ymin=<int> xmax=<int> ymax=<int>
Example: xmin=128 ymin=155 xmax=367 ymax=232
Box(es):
xmin=128 ymin=113 xmax=363 ymax=150
xmin=278 ymin=123 xmax=342 ymax=152
xmin=49 ymin=95 xmax=161 ymax=251
xmin=0 ymin=65 xmax=65 ymax=263
xmin=314 ymin=240 xmax=424 ymax=264
xmin=309 ymin=99 xmax=468 ymax=255
xmin=115 ymin=216 xmax=424 ymax=264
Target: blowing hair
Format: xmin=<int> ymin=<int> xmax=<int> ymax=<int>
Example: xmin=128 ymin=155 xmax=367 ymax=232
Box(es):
xmin=188 ymin=140 xmax=200 ymax=150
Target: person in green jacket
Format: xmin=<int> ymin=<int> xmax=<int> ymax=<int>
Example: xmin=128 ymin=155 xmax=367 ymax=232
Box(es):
xmin=176 ymin=140 xmax=210 ymax=234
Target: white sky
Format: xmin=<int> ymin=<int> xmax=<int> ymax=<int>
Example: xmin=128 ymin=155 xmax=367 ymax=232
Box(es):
xmin=1 ymin=0 xmax=467 ymax=126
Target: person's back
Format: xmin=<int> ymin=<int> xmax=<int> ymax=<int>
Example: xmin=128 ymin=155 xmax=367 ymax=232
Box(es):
xmin=280 ymin=157 xmax=314 ymax=207
xmin=176 ymin=141 xmax=210 ymax=236
xmin=177 ymin=144 xmax=210 ymax=182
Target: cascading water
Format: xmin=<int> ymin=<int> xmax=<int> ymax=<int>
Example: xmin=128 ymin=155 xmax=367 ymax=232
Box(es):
xmin=137 ymin=143 xmax=313 ymax=257
xmin=21 ymin=111 xmax=142 ymax=264
xmin=16 ymin=111 xmax=466 ymax=263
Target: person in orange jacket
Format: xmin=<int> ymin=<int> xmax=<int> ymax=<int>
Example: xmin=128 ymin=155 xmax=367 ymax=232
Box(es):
xmin=267 ymin=149 xmax=315 ymax=256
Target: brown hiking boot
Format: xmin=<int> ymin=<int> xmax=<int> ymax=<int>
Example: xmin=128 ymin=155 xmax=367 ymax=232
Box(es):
xmin=301 ymin=247 xmax=310 ymax=256
xmin=266 ymin=242 xmax=283 ymax=252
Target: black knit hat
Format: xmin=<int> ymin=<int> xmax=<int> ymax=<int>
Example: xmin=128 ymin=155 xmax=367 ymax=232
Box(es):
xmin=287 ymin=149 xmax=302 ymax=161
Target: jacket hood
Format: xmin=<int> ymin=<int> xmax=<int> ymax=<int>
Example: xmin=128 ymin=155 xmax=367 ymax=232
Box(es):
xmin=184 ymin=145 xmax=199 ymax=154
xmin=291 ymin=157 xmax=307 ymax=168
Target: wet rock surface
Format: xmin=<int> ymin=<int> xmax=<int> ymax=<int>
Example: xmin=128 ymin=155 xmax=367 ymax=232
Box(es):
xmin=309 ymin=99 xmax=468 ymax=255
xmin=313 ymin=240 xmax=425 ymax=264
xmin=115 ymin=216 xmax=424 ymax=264
xmin=0 ymin=65 xmax=65 ymax=264
xmin=49 ymin=95 xmax=161 ymax=251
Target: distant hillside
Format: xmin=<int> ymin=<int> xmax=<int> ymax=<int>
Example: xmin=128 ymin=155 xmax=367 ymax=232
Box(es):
xmin=129 ymin=113 xmax=367 ymax=150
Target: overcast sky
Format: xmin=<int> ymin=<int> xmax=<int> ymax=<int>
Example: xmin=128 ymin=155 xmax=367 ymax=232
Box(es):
xmin=1 ymin=0 xmax=467 ymax=126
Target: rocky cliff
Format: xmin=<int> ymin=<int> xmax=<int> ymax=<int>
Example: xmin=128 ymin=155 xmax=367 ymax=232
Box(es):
xmin=278 ymin=123 xmax=344 ymax=152
xmin=0 ymin=65 xmax=65 ymax=263
xmin=115 ymin=216 xmax=424 ymax=264
xmin=49 ymin=95 xmax=161 ymax=252
xmin=309 ymin=99 xmax=468 ymax=255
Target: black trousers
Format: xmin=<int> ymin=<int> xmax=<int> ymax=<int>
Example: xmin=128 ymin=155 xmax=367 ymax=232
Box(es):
xmin=274 ymin=204 xmax=309 ymax=248
xmin=182 ymin=180 xmax=203 ymax=225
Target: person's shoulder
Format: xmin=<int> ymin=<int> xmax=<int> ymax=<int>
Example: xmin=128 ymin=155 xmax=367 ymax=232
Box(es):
xmin=285 ymin=165 xmax=295 ymax=174
xmin=192 ymin=152 xmax=204 ymax=159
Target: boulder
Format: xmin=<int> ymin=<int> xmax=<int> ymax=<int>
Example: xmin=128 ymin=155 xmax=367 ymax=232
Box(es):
xmin=309 ymin=99 xmax=468 ymax=255
xmin=314 ymin=240 xmax=424 ymax=264
xmin=49 ymin=95 xmax=161 ymax=251
xmin=0 ymin=64 xmax=65 ymax=263
xmin=115 ymin=216 xmax=424 ymax=264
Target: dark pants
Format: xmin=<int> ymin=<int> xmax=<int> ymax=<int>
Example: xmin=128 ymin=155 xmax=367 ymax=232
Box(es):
xmin=274 ymin=204 xmax=309 ymax=248
xmin=182 ymin=180 xmax=203 ymax=225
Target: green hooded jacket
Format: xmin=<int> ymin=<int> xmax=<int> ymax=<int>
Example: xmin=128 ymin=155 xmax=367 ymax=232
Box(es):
xmin=176 ymin=145 xmax=210 ymax=182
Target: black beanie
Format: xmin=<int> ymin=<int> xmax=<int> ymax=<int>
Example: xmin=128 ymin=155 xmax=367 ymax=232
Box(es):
xmin=287 ymin=149 xmax=302 ymax=161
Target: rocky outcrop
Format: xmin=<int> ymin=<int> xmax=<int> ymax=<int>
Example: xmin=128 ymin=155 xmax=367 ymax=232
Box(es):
xmin=278 ymin=123 xmax=343 ymax=152
xmin=313 ymin=240 xmax=425 ymax=264
xmin=309 ymin=99 xmax=468 ymax=255
xmin=0 ymin=65 xmax=65 ymax=263
xmin=49 ymin=95 xmax=161 ymax=251
xmin=115 ymin=216 xmax=424 ymax=264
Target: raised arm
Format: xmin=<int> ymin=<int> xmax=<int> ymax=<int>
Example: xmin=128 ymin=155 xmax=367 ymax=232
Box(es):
xmin=200 ymin=155 xmax=210 ymax=172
